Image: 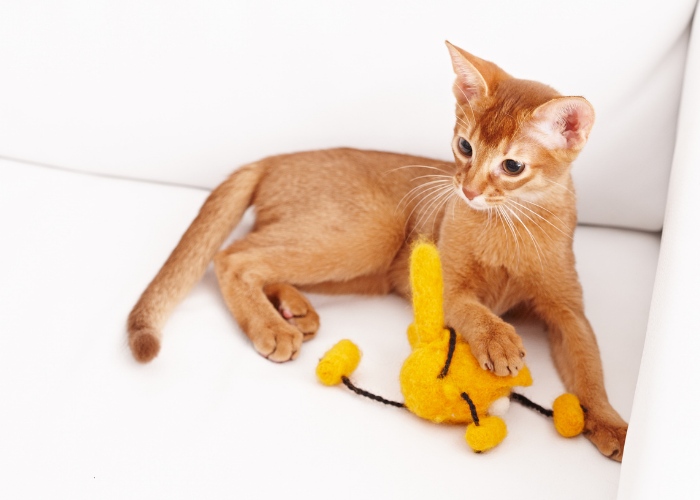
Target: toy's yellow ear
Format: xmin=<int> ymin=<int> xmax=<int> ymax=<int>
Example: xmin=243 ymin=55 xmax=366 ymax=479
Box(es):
xmin=410 ymin=242 xmax=445 ymax=345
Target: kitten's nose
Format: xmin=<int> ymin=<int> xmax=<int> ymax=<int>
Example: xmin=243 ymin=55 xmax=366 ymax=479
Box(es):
xmin=462 ymin=185 xmax=481 ymax=201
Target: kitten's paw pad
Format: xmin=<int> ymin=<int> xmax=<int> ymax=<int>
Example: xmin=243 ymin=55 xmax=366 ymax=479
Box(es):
xmin=584 ymin=413 xmax=627 ymax=461
xmin=266 ymin=284 xmax=320 ymax=341
xmin=279 ymin=306 xmax=320 ymax=341
xmin=471 ymin=324 xmax=526 ymax=377
xmin=252 ymin=327 xmax=304 ymax=363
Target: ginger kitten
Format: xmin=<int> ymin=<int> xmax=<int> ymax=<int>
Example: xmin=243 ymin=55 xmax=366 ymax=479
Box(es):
xmin=128 ymin=42 xmax=627 ymax=460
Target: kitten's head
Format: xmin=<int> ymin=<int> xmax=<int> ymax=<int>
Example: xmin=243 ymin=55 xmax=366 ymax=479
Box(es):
xmin=445 ymin=42 xmax=594 ymax=211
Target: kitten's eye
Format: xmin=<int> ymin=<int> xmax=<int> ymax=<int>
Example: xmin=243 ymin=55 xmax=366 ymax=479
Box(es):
xmin=503 ymin=159 xmax=525 ymax=175
xmin=458 ymin=138 xmax=473 ymax=157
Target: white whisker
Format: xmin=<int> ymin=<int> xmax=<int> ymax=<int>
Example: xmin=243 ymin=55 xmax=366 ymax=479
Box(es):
xmin=504 ymin=204 xmax=545 ymax=269
xmin=414 ymin=185 xmax=454 ymax=234
xmin=476 ymin=205 xmax=492 ymax=241
xmin=454 ymin=113 xmax=472 ymax=130
xmin=515 ymin=198 xmax=570 ymax=230
xmin=507 ymin=199 xmax=572 ymax=240
xmin=425 ymin=191 xmax=454 ymax=236
xmin=454 ymin=85 xmax=477 ymax=122
xmin=485 ymin=205 xmax=499 ymax=234
xmin=496 ymin=205 xmax=521 ymax=267
xmin=505 ymin=201 xmax=554 ymax=244
xmin=403 ymin=182 xmax=453 ymax=235
xmin=397 ymin=179 xmax=453 ymax=212
xmin=398 ymin=179 xmax=449 ymax=205
xmin=494 ymin=206 xmax=510 ymax=243
xmin=409 ymin=174 xmax=454 ymax=182
xmin=385 ymin=164 xmax=451 ymax=175
xmin=542 ymin=177 xmax=576 ymax=196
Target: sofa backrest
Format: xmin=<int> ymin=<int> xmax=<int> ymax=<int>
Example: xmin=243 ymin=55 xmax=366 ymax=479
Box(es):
xmin=0 ymin=0 xmax=696 ymax=232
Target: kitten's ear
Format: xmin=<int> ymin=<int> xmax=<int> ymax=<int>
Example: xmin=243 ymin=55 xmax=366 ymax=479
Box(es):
xmin=445 ymin=41 xmax=489 ymax=103
xmin=530 ymin=97 xmax=595 ymax=151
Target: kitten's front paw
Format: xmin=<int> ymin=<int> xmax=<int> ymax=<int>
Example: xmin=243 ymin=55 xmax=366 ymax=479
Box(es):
xmin=584 ymin=410 xmax=627 ymax=461
xmin=470 ymin=322 xmax=526 ymax=377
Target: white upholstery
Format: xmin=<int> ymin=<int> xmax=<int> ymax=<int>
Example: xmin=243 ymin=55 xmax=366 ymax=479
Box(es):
xmin=0 ymin=158 xmax=658 ymax=498
xmin=0 ymin=1 xmax=697 ymax=498
xmin=618 ymin=4 xmax=700 ymax=498
xmin=0 ymin=0 xmax=695 ymax=230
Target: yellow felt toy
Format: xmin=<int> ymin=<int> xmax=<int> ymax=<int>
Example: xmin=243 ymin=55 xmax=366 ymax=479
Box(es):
xmin=317 ymin=241 xmax=585 ymax=452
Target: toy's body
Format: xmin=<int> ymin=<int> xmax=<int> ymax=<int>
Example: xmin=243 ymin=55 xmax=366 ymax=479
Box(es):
xmin=402 ymin=327 xmax=530 ymax=421
xmin=317 ymin=242 xmax=584 ymax=452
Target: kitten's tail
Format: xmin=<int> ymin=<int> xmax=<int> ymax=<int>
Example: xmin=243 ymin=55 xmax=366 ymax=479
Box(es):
xmin=127 ymin=163 xmax=264 ymax=362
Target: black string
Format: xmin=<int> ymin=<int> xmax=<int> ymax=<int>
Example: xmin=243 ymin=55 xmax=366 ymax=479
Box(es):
xmin=341 ymin=376 xmax=405 ymax=408
xmin=510 ymin=392 xmax=553 ymax=417
xmin=438 ymin=327 xmax=457 ymax=379
xmin=461 ymin=392 xmax=480 ymax=426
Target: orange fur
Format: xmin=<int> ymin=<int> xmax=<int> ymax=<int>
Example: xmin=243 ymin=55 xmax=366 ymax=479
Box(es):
xmin=128 ymin=42 xmax=626 ymax=460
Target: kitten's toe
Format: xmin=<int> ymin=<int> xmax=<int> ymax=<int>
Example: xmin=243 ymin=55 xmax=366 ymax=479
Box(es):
xmin=280 ymin=306 xmax=320 ymax=341
xmin=472 ymin=324 xmax=526 ymax=377
xmin=266 ymin=283 xmax=320 ymax=341
xmin=251 ymin=325 xmax=304 ymax=363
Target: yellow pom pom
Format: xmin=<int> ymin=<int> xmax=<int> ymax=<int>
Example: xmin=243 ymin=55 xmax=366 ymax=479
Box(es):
xmin=465 ymin=416 xmax=508 ymax=452
xmin=316 ymin=340 xmax=361 ymax=386
xmin=552 ymin=393 xmax=585 ymax=438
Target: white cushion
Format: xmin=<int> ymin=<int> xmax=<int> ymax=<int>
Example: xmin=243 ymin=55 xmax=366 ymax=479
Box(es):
xmin=0 ymin=0 xmax=696 ymax=231
xmin=0 ymin=157 xmax=659 ymax=498
xmin=618 ymin=3 xmax=700 ymax=498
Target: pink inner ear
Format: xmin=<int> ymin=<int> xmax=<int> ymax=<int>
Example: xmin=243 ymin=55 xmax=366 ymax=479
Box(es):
xmin=559 ymin=102 xmax=594 ymax=148
xmin=454 ymin=73 xmax=484 ymax=103
xmin=531 ymin=97 xmax=595 ymax=151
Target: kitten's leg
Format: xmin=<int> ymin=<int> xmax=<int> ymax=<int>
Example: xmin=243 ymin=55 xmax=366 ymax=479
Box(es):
xmin=214 ymin=234 xmax=397 ymax=362
xmin=263 ymin=283 xmax=320 ymax=341
xmin=437 ymin=237 xmax=527 ymax=377
xmin=214 ymin=247 xmax=306 ymax=362
xmin=538 ymin=302 xmax=627 ymax=461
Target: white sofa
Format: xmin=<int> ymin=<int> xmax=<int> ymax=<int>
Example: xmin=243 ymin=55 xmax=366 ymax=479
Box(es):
xmin=1 ymin=1 xmax=698 ymax=498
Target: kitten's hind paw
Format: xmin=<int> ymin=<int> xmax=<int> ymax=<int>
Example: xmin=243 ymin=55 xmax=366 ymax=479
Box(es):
xmin=252 ymin=325 xmax=304 ymax=363
xmin=584 ymin=410 xmax=627 ymax=462
xmin=265 ymin=283 xmax=320 ymax=341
